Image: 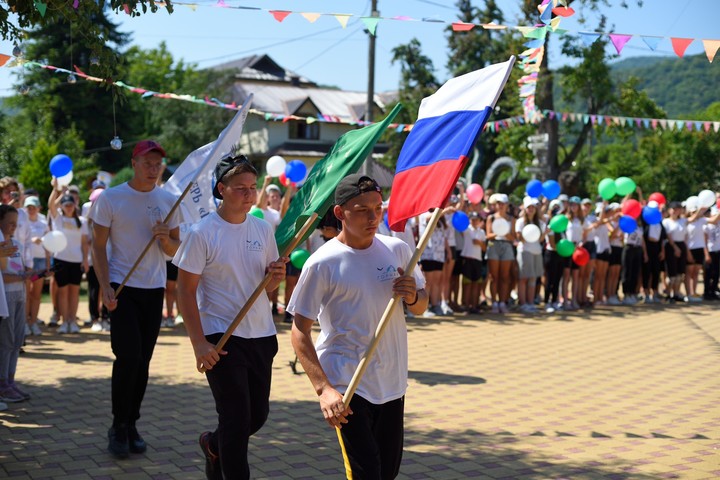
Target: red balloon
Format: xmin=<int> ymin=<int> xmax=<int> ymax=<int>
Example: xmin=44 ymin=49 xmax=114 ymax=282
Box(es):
xmin=621 ymin=199 xmax=642 ymax=219
xmin=572 ymin=246 xmax=590 ymax=266
xmin=648 ymin=192 xmax=666 ymax=206
xmin=717 ymin=198 xmax=720 ymax=209
xmin=279 ymin=172 xmax=291 ymax=187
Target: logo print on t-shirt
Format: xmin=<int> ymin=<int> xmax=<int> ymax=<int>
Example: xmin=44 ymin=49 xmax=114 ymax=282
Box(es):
xmin=246 ymin=239 xmax=263 ymax=252
xmin=377 ymin=265 xmax=399 ymax=282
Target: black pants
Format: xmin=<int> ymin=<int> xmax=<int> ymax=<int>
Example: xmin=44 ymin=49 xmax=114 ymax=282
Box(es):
xmin=205 ymin=333 xmax=278 ymax=480
xmin=543 ymin=250 xmax=563 ymax=304
xmin=87 ymin=266 xmax=108 ymax=321
xmin=705 ymin=251 xmax=720 ymax=296
xmin=109 ymin=284 xmax=164 ymax=427
xmin=643 ymin=241 xmax=662 ymax=291
xmin=338 ymin=395 xmax=405 ymax=480
xmin=622 ymin=246 xmax=643 ymax=296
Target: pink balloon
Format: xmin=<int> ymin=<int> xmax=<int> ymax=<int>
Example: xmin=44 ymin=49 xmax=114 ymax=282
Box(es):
xmin=89 ymin=188 xmax=104 ymax=202
xmin=466 ymin=183 xmax=484 ymax=204
xmin=621 ymin=199 xmax=642 ymax=219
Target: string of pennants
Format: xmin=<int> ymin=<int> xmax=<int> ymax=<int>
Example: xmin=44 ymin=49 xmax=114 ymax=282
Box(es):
xmin=0 ymin=53 xmax=717 ymax=135
xmin=147 ymin=0 xmax=720 ymax=62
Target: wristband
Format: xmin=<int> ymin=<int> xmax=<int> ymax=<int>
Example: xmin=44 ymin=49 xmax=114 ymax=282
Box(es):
xmin=404 ymin=291 xmax=419 ymax=306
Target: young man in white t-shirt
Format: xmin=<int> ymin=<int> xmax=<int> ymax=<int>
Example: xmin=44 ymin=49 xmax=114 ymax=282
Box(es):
xmin=90 ymin=140 xmax=181 ymax=459
xmin=288 ymin=174 xmax=428 ymax=480
xmin=175 ymin=155 xmax=287 ymax=480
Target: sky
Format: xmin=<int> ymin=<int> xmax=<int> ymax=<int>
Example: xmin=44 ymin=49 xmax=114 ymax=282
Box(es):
xmin=0 ymin=0 xmax=718 ymax=100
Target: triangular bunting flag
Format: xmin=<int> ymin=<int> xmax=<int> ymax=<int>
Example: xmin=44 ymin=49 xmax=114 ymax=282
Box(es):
xmin=550 ymin=17 xmax=562 ymax=31
xmin=552 ymin=6 xmax=574 ymax=17
xmin=334 ymin=14 xmax=351 ymax=28
xmin=651 ymin=119 xmax=658 ymax=129
xmin=714 ymin=122 xmax=720 ymax=133
xmin=676 ymin=120 xmax=684 ymax=130
xmin=301 ymin=12 xmax=321 ymax=23
xmin=539 ymin=4 xmax=553 ymax=24
xmin=481 ymin=23 xmax=507 ymax=30
xmin=452 ymin=22 xmax=475 ymax=32
xmin=641 ymin=36 xmax=662 ymax=51
xmin=702 ymin=39 xmax=720 ymax=62
xmin=35 ymin=1 xmax=47 ymax=16
xmin=659 ymin=119 xmax=667 ymax=130
xmin=579 ymin=32 xmax=602 ymax=47
xmin=269 ymin=10 xmax=291 ymax=22
xmin=362 ymin=17 xmax=380 ymax=35
xmin=609 ymin=34 xmax=632 ymax=54
xmin=0 ymin=54 xmax=10 ymax=67
xmin=704 ymin=122 xmax=712 ymax=132
xmin=643 ymin=119 xmax=650 ymax=129
xmin=670 ymin=37 xmax=693 ymax=57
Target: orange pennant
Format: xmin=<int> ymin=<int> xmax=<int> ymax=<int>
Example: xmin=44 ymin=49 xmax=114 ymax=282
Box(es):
xmin=670 ymin=37 xmax=693 ymax=58
xmin=0 ymin=54 xmax=10 ymax=67
xmin=702 ymin=39 xmax=720 ymax=63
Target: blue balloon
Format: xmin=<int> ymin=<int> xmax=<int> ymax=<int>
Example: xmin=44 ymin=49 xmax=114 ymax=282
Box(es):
xmin=49 ymin=154 xmax=73 ymax=177
xmin=383 ymin=211 xmax=389 ymax=230
xmin=619 ymin=215 xmax=637 ymax=234
xmin=526 ymin=179 xmax=543 ymax=198
xmin=285 ymin=160 xmax=307 ymax=183
xmin=452 ymin=211 xmax=469 ymax=232
xmin=541 ymin=180 xmax=561 ymax=200
xmin=642 ymin=206 xmax=662 ymax=225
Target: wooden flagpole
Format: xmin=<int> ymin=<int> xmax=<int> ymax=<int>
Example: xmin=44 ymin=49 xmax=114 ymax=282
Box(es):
xmin=341 ymin=207 xmax=443 ymax=406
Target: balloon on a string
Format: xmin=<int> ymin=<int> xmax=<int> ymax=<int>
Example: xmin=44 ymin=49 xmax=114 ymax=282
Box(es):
xmin=642 ymin=206 xmax=662 ymax=225
xmin=89 ymin=188 xmax=103 ymax=203
xmin=686 ymin=195 xmax=699 ymax=212
xmin=266 ymin=155 xmax=286 ymax=177
xmin=49 ymin=154 xmax=73 ymax=177
xmin=466 ymin=183 xmax=484 ymax=204
xmin=598 ymin=178 xmax=616 ymax=200
xmin=549 ymin=214 xmax=569 ymax=233
xmin=619 ymin=215 xmax=637 ymax=234
xmin=541 ymin=180 xmax=561 ymax=200
xmin=614 ymin=176 xmax=636 ymax=196
xmin=648 ymin=192 xmax=666 ymax=206
xmin=556 ymin=239 xmax=575 ymax=258
xmin=521 ymin=223 xmax=541 ymax=243
xmin=56 ymin=170 xmax=74 ymax=187
xmin=41 ymin=231 xmax=68 ymax=254
xmin=249 ymin=207 xmax=264 ymax=219
xmin=621 ymin=199 xmax=642 ymax=219
xmin=285 ymin=160 xmax=307 ymax=183
xmin=698 ymin=189 xmax=716 ymax=209
xmin=290 ymin=249 xmax=311 ymax=269
xmin=647 ymin=200 xmax=659 ymax=209
xmin=279 ymin=172 xmax=291 ymax=187
xmin=451 ymin=211 xmax=470 ymax=232
xmin=492 ymin=218 xmax=510 ymax=237
xmin=525 ymin=179 xmax=543 ymax=198
xmin=572 ymin=246 xmax=590 ymax=266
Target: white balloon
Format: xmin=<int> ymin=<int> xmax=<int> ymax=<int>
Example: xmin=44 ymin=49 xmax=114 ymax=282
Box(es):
xmin=266 ymin=155 xmax=286 ymax=177
xmin=698 ymin=189 xmax=716 ymax=209
xmin=686 ymin=195 xmax=699 ymax=212
xmin=42 ymin=231 xmax=68 ymax=254
xmin=492 ymin=218 xmax=510 ymax=237
xmin=647 ymin=200 xmax=659 ymax=209
xmin=521 ymin=223 xmax=541 ymax=243
xmin=56 ymin=170 xmax=74 ymax=187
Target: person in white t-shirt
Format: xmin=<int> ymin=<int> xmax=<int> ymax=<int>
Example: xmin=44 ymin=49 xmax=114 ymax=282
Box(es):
xmin=175 ymin=155 xmax=287 ymax=480
xmin=703 ymin=213 xmax=720 ymax=299
xmin=288 ymin=174 xmax=428 ymax=480
xmin=23 ymin=196 xmax=50 ymax=336
xmin=515 ymin=197 xmax=546 ymax=313
xmin=90 ymin=140 xmax=180 ymax=459
xmin=461 ymin=212 xmax=486 ymax=314
xmin=684 ymin=206 xmax=718 ymax=300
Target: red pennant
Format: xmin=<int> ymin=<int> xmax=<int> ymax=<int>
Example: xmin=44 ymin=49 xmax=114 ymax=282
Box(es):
xmin=451 ymin=22 xmax=475 ymax=32
xmin=0 ymin=54 xmax=10 ymax=67
xmin=269 ymin=10 xmax=291 ymax=22
xmin=552 ymin=7 xmax=575 ymax=17
xmin=670 ymin=38 xmax=693 ymax=57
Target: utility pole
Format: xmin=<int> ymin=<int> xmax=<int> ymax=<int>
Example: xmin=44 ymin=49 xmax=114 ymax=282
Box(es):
xmin=362 ymin=0 xmax=378 ymax=175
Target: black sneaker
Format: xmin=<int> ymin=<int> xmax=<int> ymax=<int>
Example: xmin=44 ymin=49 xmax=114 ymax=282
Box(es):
xmin=199 ymin=431 xmax=222 ymax=480
xmin=128 ymin=425 xmax=147 ymax=454
xmin=108 ymin=425 xmax=129 ymax=459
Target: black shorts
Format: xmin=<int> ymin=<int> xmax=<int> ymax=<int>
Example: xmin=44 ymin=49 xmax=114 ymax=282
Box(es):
xmin=53 ymin=258 xmax=82 ymax=287
xmin=596 ymin=250 xmax=611 ymax=262
xmin=420 ymin=260 xmax=443 ymax=272
xmin=461 ymin=257 xmax=484 ymax=282
xmin=166 ymin=260 xmax=178 ymax=282
xmin=665 ymin=241 xmax=687 ymax=277
xmin=452 ymin=255 xmax=464 ymax=276
xmin=609 ymin=246 xmax=623 ymax=266
xmin=689 ymin=248 xmax=705 ymax=265
xmin=583 ymin=241 xmax=597 ymax=259
xmin=286 ymin=261 xmax=301 ymax=277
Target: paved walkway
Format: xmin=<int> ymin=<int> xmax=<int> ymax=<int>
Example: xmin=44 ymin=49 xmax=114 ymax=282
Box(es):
xmin=1 ymin=301 xmax=719 ymax=479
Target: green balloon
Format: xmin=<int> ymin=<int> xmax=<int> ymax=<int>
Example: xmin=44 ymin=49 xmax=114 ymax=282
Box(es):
xmin=598 ymin=178 xmax=617 ymax=200
xmin=290 ymin=249 xmax=311 ymax=269
xmin=549 ymin=214 xmax=569 ymax=233
xmin=249 ymin=207 xmax=264 ymax=219
xmin=556 ymin=239 xmax=576 ymax=258
xmin=614 ymin=176 xmax=636 ymax=196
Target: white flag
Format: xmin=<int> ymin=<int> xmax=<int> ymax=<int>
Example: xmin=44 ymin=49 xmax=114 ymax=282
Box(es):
xmin=163 ymin=94 xmax=253 ymax=235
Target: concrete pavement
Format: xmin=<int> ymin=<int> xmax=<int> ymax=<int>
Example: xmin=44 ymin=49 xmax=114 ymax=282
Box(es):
xmin=1 ymin=300 xmax=719 ymax=479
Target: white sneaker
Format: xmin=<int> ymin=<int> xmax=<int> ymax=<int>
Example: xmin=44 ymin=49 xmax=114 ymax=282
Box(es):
xmin=90 ymin=322 xmax=103 ymax=332
xmin=440 ymin=302 xmax=454 ymax=315
xmin=422 ymin=309 xmax=436 ymax=318
xmin=174 ymin=314 xmax=184 ymax=325
xmin=57 ymin=323 xmax=69 ymax=334
xmin=69 ymin=323 xmax=80 ymax=334
xmin=608 ymin=296 xmax=621 ymax=306
xmin=24 ymin=323 xmax=31 ymax=336
xmin=545 ymin=305 xmax=555 ymax=313
xmin=491 ymin=302 xmax=500 ymax=313
xmin=30 ymin=323 xmax=42 ymax=336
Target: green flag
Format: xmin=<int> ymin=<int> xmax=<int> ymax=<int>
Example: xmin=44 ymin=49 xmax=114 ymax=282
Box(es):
xmin=275 ymin=103 xmax=402 ymax=253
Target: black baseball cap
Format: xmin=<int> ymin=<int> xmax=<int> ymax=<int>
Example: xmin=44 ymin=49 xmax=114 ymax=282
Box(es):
xmin=212 ymin=154 xmax=257 ymax=199
xmin=334 ymin=174 xmax=382 ymax=206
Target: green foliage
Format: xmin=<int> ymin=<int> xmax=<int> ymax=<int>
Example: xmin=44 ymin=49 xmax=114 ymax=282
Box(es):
xmin=110 ymin=166 xmax=134 ymax=186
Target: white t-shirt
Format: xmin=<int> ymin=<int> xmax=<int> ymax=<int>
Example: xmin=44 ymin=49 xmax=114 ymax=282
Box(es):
xmin=566 ymin=217 xmax=584 ymax=244
xmin=16 ymin=207 xmax=33 ymax=266
xmin=704 ymin=222 xmax=720 ymax=252
xmin=444 ymin=214 xmax=456 ymax=248
xmin=625 ymin=226 xmax=643 ymax=247
xmin=90 ymin=183 xmax=179 ymax=289
xmin=307 ymin=230 xmax=334 ymax=254
xmin=686 ymin=218 xmax=707 ymax=250
xmin=2 ymin=238 xmax=25 ymax=293
xmin=593 ymin=222 xmax=611 ymax=254
xmin=419 ymin=214 xmax=446 ymax=262
xmin=52 ymin=215 xmax=89 ymax=263
xmin=261 ymin=207 xmax=281 ymax=231
xmin=378 ymin=217 xmax=416 ymax=250
xmin=609 ymin=220 xmax=624 ymax=247
xmin=173 ymin=212 xmax=278 ymax=339
xmin=663 ymin=217 xmax=687 ymax=243
xmin=515 ymin=218 xmax=545 ymax=255
xmin=27 ymin=216 xmax=49 ymax=259
xmin=460 ymin=226 xmax=486 ymax=261
xmin=287 ymin=235 xmax=425 ymax=405
xmin=647 ymin=224 xmax=662 ymax=242
xmin=583 ymin=215 xmax=597 ymax=242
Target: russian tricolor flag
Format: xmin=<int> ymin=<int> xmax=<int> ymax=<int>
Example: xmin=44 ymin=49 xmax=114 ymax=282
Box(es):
xmin=388 ymin=57 xmax=515 ymax=232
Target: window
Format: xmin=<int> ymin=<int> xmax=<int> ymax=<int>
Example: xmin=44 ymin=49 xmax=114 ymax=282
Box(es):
xmin=289 ymin=120 xmax=320 ymax=140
